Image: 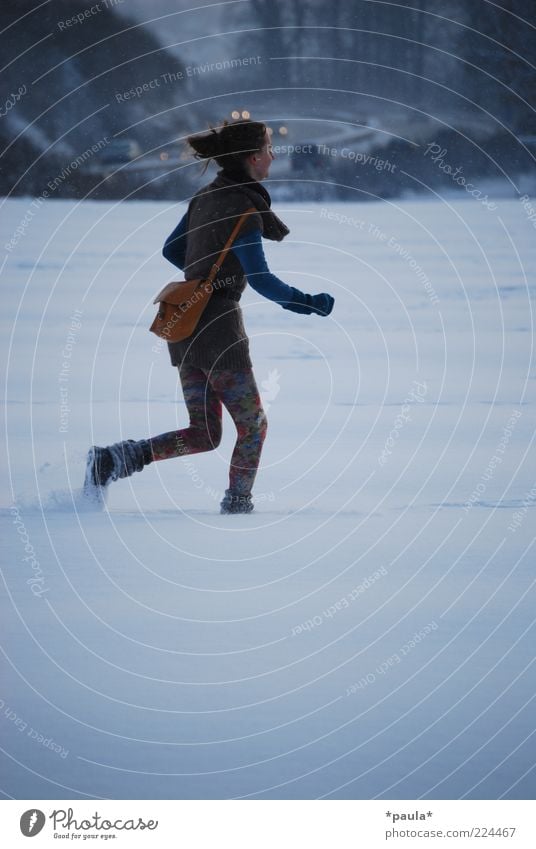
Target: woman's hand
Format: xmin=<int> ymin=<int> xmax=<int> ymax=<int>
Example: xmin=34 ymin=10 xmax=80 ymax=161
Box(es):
xmin=283 ymin=288 xmax=335 ymax=316
xmin=310 ymin=293 xmax=335 ymax=316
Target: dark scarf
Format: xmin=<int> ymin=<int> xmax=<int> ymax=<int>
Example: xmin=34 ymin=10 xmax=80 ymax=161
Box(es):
xmin=212 ymin=166 xmax=290 ymax=242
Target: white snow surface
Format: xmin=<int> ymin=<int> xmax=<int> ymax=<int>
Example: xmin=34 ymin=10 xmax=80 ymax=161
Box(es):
xmin=1 ymin=195 xmax=535 ymax=800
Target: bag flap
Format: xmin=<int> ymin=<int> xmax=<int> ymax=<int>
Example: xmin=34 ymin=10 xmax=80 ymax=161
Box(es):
xmin=153 ymin=279 xmax=204 ymax=305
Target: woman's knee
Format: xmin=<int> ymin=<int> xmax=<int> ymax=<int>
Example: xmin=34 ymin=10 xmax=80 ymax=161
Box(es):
xmin=202 ymin=419 xmax=223 ymax=449
xmin=187 ymin=418 xmax=222 ymax=450
xmin=208 ymin=420 xmax=223 ymax=448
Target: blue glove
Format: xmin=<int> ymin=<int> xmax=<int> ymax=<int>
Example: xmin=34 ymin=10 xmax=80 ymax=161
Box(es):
xmin=283 ymin=287 xmax=335 ymax=316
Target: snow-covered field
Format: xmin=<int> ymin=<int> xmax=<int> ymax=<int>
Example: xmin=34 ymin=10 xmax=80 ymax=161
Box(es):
xmin=1 ymin=194 xmax=535 ymax=800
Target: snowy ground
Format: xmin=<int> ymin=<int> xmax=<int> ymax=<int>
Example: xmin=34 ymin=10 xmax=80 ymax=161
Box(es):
xmin=1 ymin=194 xmax=535 ymax=800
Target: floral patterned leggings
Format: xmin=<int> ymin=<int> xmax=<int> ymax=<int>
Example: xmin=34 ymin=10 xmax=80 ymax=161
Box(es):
xmin=148 ymin=364 xmax=268 ymax=495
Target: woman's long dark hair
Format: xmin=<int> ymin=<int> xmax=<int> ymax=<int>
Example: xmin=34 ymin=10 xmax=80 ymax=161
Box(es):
xmin=187 ymin=119 xmax=267 ymax=172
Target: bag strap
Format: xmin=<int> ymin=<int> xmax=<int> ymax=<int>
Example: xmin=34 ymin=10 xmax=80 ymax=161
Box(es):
xmin=205 ymin=206 xmax=258 ymax=286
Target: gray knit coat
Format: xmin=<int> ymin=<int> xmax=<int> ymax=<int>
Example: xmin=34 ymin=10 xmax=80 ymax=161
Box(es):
xmin=167 ymin=170 xmax=289 ymax=371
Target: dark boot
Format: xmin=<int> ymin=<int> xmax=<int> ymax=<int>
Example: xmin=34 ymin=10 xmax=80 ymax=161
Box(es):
xmin=83 ymin=439 xmax=152 ymax=503
xmin=220 ymin=489 xmax=254 ymax=514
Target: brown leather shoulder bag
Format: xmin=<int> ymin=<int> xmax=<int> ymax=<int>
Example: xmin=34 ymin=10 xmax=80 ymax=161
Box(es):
xmin=150 ymin=206 xmax=257 ymax=343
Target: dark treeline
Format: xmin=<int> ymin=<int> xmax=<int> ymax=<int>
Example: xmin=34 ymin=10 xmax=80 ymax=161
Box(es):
xmin=0 ymin=0 xmax=189 ymax=198
xmin=230 ymin=0 xmax=536 ymax=130
xmin=1 ymin=0 xmax=534 ymax=201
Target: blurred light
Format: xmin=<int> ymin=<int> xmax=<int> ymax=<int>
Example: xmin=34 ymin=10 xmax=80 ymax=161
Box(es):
xmin=231 ymin=110 xmax=240 ymax=119
xmin=279 ymin=126 xmax=288 ymax=135
xmin=267 ymin=127 xmax=273 ymax=135
xmin=241 ymin=110 xmax=250 ymax=119
xmin=160 ymin=152 xmax=169 ymax=161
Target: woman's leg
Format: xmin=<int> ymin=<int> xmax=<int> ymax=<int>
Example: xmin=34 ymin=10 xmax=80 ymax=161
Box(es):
xmin=148 ymin=363 xmax=223 ymax=461
xmin=206 ymin=368 xmax=268 ymax=496
xmin=83 ymin=365 xmax=267 ymax=509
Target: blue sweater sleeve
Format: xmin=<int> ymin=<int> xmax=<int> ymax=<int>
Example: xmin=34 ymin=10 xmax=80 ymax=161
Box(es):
xmin=162 ymin=211 xmax=188 ymax=270
xmin=163 ymin=221 xmax=335 ymax=316
xmin=230 ymin=229 xmax=297 ymax=307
